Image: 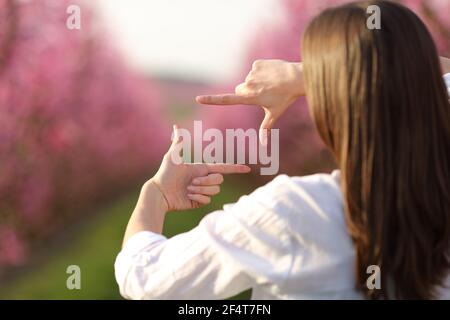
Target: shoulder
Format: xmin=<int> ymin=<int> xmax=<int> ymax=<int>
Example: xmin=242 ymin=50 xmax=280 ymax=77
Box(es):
xmin=444 ymin=73 xmax=450 ymax=96
xmin=203 ymin=171 xmax=346 ymax=243
xmin=222 ymin=171 xmax=344 ymax=232
xmin=199 ymin=171 xmax=352 ymax=280
xmin=247 ymin=170 xmax=342 ymax=215
xmin=238 ymin=171 xmax=349 ymax=244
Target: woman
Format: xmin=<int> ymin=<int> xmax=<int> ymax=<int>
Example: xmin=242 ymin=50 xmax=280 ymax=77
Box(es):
xmin=115 ymin=1 xmax=450 ymax=299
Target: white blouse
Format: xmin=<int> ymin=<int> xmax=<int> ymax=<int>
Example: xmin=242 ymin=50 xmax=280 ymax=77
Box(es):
xmin=115 ymin=75 xmax=450 ymax=300
xmin=445 ymin=73 xmax=450 ymax=96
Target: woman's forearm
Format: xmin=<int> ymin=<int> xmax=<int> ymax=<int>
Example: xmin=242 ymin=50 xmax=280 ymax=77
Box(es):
xmin=122 ymin=180 xmax=168 ymax=247
xmin=441 ymin=57 xmax=450 ymax=74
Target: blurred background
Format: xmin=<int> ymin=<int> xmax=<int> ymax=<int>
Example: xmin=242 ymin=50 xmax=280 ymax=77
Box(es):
xmin=0 ymin=0 xmax=449 ymax=299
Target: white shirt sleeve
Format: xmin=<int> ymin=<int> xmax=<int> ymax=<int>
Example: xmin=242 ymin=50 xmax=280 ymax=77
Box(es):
xmin=444 ymin=73 xmax=450 ymax=97
xmin=114 ymin=175 xmax=293 ymax=300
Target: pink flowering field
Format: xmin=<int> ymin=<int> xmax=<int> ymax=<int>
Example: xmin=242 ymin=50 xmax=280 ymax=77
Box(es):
xmin=0 ymin=0 xmax=448 ymax=298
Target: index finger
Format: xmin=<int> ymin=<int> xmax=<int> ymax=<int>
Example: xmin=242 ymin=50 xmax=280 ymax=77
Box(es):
xmin=205 ymin=163 xmax=251 ymax=174
xmin=196 ymin=94 xmax=254 ymax=105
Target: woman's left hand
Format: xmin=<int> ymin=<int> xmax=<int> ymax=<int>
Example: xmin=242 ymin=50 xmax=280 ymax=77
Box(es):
xmin=196 ymin=60 xmax=304 ymax=144
xmin=150 ymin=125 xmax=251 ymax=211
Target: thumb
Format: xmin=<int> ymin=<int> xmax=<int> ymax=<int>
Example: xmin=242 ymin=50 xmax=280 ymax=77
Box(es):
xmin=167 ymin=125 xmax=184 ymax=165
xmin=170 ymin=124 xmax=180 ymax=149
xmin=259 ymin=110 xmax=276 ymax=146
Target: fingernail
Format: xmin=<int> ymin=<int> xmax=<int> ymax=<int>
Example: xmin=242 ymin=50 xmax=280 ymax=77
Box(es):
xmin=192 ymin=178 xmax=200 ymax=185
xmin=187 ymin=194 xmax=194 ymax=199
xmin=187 ymin=185 xmax=194 ymax=191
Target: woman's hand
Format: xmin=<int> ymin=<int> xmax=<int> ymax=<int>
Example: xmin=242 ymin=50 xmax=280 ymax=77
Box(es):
xmin=122 ymin=125 xmax=251 ymax=245
xmin=196 ymin=60 xmax=304 ymax=144
xmin=151 ymin=125 xmax=251 ymax=211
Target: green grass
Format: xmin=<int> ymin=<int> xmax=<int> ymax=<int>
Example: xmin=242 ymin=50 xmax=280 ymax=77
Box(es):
xmin=0 ymin=178 xmax=253 ymax=300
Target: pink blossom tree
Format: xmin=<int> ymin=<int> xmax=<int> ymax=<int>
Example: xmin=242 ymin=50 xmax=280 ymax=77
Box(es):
xmin=0 ymin=0 xmax=168 ymax=270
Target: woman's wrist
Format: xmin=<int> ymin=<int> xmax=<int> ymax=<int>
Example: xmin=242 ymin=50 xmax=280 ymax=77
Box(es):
xmin=122 ymin=180 xmax=168 ymax=246
xmin=140 ymin=179 xmax=169 ymax=213
xmin=290 ymin=62 xmax=305 ymax=97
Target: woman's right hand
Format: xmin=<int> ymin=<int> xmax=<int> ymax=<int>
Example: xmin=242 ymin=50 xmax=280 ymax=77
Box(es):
xmin=196 ymin=59 xmax=305 ymax=144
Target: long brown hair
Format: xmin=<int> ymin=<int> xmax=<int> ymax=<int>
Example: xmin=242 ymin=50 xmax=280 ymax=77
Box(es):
xmin=302 ymin=0 xmax=450 ymax=299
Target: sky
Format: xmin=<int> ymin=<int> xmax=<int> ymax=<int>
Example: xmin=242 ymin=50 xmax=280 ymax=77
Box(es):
xmin=92 ymin=0 xmax=284 ymax=83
